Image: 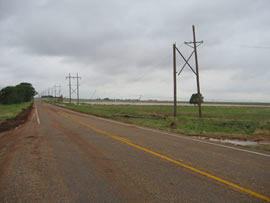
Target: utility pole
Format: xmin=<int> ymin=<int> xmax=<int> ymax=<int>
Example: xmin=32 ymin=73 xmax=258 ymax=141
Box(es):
xmin=69 ymin=73 xmax=71 ymax=103
xmin=54 ymin=85 xmax=57 ymax=98
xmin=173 ymin=43 xmax=177 ymax=117
xmin=76 ymin=73 xmax=80 ymax=104
xmin=54 ymin=84 xmax=61 ymax=102
xmin=66 ymin=73 xmax=72 ymax=103
xmin=53 ymin=84 xmax=61 ymax=97
xmin=66 ymin=73 xmax=81 ymax=104
xmin=192 ymin=25 xmax=202 ymax=117
xmin=58 ymin=85 xmax=61 ymax=97
xmin=173 ymin=25 xmax=203 ymax=117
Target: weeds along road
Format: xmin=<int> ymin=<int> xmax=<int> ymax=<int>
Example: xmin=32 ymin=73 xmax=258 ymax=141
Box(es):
xmin=0 ymin=99 xmax=269 ymax=202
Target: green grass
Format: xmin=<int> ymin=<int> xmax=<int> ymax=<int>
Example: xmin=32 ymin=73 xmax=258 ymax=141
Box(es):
xmin=0 ymin=101 xmax=33 ymax=123
xmin=47 ymin=100 xmax=270 ymax=139
xmin=256 ymin=146 xmax=270 ymax=151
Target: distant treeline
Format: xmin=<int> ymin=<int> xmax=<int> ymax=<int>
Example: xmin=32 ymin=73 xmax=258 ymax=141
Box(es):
xmin=0 ymin=83 xmax=37 ymax=104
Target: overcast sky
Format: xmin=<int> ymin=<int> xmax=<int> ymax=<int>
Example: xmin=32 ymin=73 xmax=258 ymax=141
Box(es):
xmin=0 ymin=0 xmax=269 ymax=102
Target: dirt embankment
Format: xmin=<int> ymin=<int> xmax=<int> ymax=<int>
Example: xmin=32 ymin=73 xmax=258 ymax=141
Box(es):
xmin=0 ymin=104 xmax=33 ymax=133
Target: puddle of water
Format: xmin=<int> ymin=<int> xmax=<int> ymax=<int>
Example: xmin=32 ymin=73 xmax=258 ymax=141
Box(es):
xmin=209 ymin=138 xmax=258 ymax=146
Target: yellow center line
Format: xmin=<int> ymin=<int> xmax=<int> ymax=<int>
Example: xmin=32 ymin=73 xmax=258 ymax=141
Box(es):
xmin=57 ymin=111 xmax=270 ymax=202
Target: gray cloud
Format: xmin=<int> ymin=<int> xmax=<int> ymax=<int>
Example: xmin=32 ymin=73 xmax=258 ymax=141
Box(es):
xmin=0 ymin=0 xmax=269 ymax=101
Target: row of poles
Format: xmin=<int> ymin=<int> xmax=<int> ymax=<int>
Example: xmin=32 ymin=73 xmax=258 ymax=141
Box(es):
xmin=40 ymin=25 xmax=202 ymax=115
xmin=173 ymin=25 xmax=203 ymax=117
xmin=40 ymin=73 xmax=81 ymax=104
xmin=40 ymin=85 xmax=61 ymax=98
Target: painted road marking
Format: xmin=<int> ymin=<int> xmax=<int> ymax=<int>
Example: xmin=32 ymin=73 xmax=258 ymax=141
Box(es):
xmin=35 ymin=101 xmax=40 ymax=125
xmin=57 ymin=111 xmax=270 ymax=202
xmin=136 ymin=126 xmax=270 ymax=158
xmin=55 ymin=105 xmax=270 ymax=158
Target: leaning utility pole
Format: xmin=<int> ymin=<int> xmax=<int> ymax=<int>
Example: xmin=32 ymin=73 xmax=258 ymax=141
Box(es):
xmin=173 ymin=43 xmax=177 ymax=117
xmin=173 ymin=25 xmax=203 ymax=117
xmin=192 ymin=25 xmax=202 ymax=117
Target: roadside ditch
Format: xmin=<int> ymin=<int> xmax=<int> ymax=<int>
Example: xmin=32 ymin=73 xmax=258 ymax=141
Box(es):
xmin=0 ymin=103 xmax=33 ymax=133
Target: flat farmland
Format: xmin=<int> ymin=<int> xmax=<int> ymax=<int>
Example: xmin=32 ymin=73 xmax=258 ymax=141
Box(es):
xmin=49 ymin=101 xmax=270 ymax=142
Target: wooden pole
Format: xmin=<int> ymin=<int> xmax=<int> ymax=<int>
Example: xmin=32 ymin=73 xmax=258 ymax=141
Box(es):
xmin=192 ymin=25 xmax=202 ymax=117
xmin=173 ymin=43 xmax=177 ymax=117
xmin=77 ymin=73 xmax=79 ymax=104
xmin=69 ymin=73 xmax=71 ymax=103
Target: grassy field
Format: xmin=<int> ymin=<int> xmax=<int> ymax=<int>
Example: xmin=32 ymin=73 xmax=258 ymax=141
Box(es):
xmin=64 ymin=98 xmax=270 ymax=106
xmin=48 ymin=100 xmax=270 ymax=140
xmin=0 ymin=101 xmax=33 ymax=123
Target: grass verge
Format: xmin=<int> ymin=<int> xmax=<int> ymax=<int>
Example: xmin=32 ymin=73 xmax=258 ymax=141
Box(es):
xmin=46 ymin=100 xmax=270 ymax=141
xmin=0 ymin=101 xmax=33 ymax=123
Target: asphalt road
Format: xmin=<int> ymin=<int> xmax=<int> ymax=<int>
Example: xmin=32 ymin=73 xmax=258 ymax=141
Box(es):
xmin=0 ymin=99 xmax=269 ymax=202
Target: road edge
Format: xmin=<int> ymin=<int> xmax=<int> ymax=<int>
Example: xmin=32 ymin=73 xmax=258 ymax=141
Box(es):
xmin=0 ymin=102 xmax=33 ymax=133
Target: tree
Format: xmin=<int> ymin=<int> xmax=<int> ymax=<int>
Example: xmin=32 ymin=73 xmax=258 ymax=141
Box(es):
xmin=189 ymin=93 xmax=204 ymax=106
xmin=0 ymin=82 xmax=37 ymax=104
xmin=16 ymin=83 xmax=37 ymax=102
xmin=0 ymin=86 xmax=20 ymax=104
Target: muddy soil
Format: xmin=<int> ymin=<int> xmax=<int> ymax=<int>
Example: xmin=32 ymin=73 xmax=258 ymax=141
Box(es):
xmin=0 ymin=104 xmax=33 ymax=133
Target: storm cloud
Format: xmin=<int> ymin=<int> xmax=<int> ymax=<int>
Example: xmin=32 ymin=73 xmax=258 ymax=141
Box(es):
xmin=0 ymin=0 xmax=269 ymax=101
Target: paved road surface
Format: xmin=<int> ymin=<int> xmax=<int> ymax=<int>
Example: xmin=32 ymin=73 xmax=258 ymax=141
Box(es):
xmin=0 ymin=99 xmax=269 ymax=202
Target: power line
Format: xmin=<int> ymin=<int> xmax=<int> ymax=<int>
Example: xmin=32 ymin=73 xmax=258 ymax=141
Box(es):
xmin=66 ymin=73 xmax=81 ymax=104
xmin=54 ymin=84 xmax=61 ymax=97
